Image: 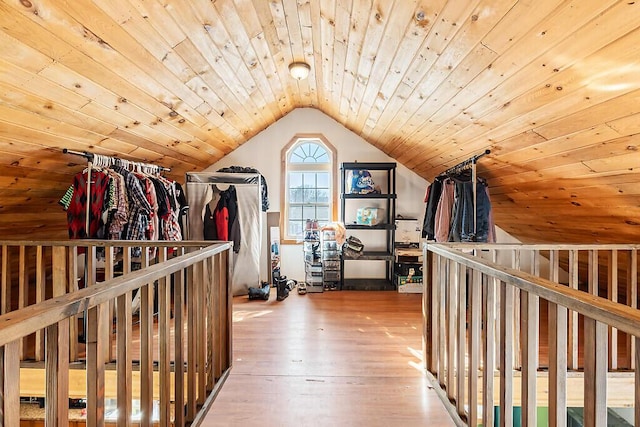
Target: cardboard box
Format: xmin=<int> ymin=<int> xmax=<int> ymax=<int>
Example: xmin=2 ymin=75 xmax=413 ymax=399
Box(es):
xmin=395 ymin=218 xmax=421 ymax=244
xmin=396 ymin=275 xmax=423 ymax=294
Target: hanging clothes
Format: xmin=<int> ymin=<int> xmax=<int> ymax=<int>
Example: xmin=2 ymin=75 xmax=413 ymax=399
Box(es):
xmin=421 ymin=178 xmax=443 ymax=240
xmin=60 ymin=169 xmax=111 ymax=239
xmin=216 ymin=166 xmax=269 ymax=211
xmin=203 ymin=185 xmax=240 ymax=253
xmin=434 ymin=179 xmax=455 ymax=242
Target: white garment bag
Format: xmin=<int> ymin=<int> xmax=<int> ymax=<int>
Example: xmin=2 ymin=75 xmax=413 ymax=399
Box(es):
xmin=185 ymin=172 xmax=262 ymax=296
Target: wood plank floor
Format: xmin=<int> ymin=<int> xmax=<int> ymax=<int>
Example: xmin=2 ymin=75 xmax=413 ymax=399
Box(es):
xmin=200 ymin=290 xmax=455 ymax=427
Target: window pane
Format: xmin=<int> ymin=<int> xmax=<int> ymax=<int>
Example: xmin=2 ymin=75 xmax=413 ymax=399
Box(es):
xmin=303 ymin=172 xmax=316 ymax=187
xmin=302 ymin=205 xmax=316 ymax=220
xmin=317 ymin=172 xmax=330 ymax=188
xmin=317 ymin=189 xmax=329 ymax=203
xmin=289 ymin=206 xmax=303 ymax=220
xmin=303 ymin=189 xmax=317 ymax=203
xmin=316 ymin=206 xmax=330 ymax=221
xmin=289 ymin=188 xmax=303 ymax=203
xmin=289 ymin=221 xmax=303 ymax=237
xmin=316 ymin=152 xmax=329 ymax=163
xmin=289 ymin=172 xmax=303 ymax=188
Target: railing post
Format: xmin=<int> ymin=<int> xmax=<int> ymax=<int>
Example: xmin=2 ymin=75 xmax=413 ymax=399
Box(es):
xmin=447 ymin=259 xmax=457 ymax=400
xmin=174 ymin=248 xmax=186 ymax=427
xmin=0 ymin=340 xmax=20 ymax=426
xmin=568 ymin=249 xmax=579 ymax=370
xmin=140 ymin=248 xmax=155 ymax=427
xmin=499 ymin=280 xmax=514 ymax=427
xmin=468 ymin=269 xmax=481 ymax=427
xmin=117 ymin=246 xmax=133 ymax=427
xmin=608 ymin=250 xmax=618 ymax=370
xmin=456 ymin=263 xmax=466 ymax=417
xmin=47 ymin=246 xmax=69 ymax=426
xmin=483 ymin=271 xmax=495 ymax=427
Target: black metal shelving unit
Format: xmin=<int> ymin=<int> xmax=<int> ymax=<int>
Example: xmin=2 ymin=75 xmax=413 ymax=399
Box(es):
xmin=340 ymin=162 xmax=396 ymax=290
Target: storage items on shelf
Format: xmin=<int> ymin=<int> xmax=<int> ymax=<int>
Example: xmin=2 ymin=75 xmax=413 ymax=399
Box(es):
xmin=303 ymin=219 xmax=323 ymax=293
xmin=321 ymin=228 xmax=341 ymax=290
xmin=340 ymin=162 xmax=396 ymax=290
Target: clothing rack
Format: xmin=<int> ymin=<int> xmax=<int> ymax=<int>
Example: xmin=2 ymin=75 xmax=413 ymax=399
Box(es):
xmin=63 ymin=148 xmax=171 ymax=238
xmin=437 ymin=149 xmax=491 ymax=241
xmin=62 ymin=148 xmax=171 ymax=173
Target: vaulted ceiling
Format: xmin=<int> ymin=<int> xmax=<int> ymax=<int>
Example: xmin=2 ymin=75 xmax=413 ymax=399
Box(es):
xmin=1 ymin=0 xmax=640 ymax=243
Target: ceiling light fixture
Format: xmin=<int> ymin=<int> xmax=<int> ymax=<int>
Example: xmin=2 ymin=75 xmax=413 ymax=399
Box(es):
xmin=288 ymin=61 xmax=311 ymax=80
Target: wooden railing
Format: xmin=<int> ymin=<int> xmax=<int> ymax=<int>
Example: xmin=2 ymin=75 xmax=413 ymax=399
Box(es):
xmin=0 ymin=240 xmax=233 ymax=426
xmin=423 ymin=243 xmax=640 ymax=427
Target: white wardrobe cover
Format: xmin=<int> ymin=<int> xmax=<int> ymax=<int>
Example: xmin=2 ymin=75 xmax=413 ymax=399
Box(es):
xmin=185 ymin=172 xmax=262 ymax=296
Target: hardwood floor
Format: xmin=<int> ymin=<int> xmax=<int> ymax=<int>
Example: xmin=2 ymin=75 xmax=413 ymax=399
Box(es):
xmin=200 ymin=290 xmax=455 ymax=427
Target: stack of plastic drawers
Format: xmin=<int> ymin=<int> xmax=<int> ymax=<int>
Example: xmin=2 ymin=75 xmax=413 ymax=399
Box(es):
xmin=321 ymin=229 xmax=341 ymax=290
xmin=303 ymin=220 xmax=323 ymax=293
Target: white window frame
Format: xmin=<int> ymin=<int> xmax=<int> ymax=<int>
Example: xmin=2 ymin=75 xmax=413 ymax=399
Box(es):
xmin=281 ymin=134 xmax=337 ymax=243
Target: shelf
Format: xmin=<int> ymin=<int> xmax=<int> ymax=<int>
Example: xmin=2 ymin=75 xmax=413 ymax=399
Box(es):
xmin=341 ymin=278 xmax=395 ymax=291
xmin=341 ymin=193 xmax=396 ymax=199
xmin=343 ymin=251 xmax=394 ymax=261
xmin=341 ymin=162 xmax=397 ymax=170
xmin=345 ymin=223 xmax=395 ymax=230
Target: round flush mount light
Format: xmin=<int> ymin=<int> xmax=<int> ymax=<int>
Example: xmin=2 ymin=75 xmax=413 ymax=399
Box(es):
xmin=288 ymin=61 xmax=311 ymax=80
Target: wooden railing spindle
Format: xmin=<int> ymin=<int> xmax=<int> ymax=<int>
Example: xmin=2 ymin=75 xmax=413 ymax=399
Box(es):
xmin=482 ymin=272 xmax=495 ymax=427
xmin=140 ymin=248 xmax=154 ymax=427
xmin=456 ymin=263 xmax=466 ymax=417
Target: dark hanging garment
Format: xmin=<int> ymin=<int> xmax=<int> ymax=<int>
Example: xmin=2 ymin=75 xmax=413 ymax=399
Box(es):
xmin=422 ymin=179 xmax=443 ymax=240
xmin=217 ymin=166 xmax=269 ymax=211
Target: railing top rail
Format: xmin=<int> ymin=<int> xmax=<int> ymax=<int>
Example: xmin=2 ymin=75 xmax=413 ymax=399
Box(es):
xmin=0 ymin=242 xmax=231 ymax=347
xmin=0 ymin=239 xmax=229 ymax=248
xmin=423 ymin=242 xmax=640 ymax=251
xmin=425 ymin=243 xmax=640 ymax=337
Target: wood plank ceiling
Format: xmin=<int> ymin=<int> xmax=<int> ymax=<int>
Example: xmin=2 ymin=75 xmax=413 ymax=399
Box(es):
xmin=1 ymin=0 xmax=639 ymax=243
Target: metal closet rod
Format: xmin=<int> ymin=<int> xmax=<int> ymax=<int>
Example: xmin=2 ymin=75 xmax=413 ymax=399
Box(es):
xmin=62 ymin=148 xmax=171 ymax=172
xmin=440 ymin=149 xmax=490 ymax=177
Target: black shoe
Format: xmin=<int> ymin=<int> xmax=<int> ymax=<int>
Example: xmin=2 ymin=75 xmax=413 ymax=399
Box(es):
xmin=276 ymin=277 xmax=290 ymax=301
xmin=248 ymin=281 xmax=270 ymax=300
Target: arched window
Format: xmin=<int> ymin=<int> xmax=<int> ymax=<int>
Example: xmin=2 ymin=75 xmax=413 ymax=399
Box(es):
xmin=281 ymin=135 xmax=337 ymax=242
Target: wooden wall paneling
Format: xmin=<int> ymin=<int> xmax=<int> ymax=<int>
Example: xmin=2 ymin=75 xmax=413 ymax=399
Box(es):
xmin=336 ymin=0 xmax=367 ymax=118
xmin=367 ymin=0 xmax=476 ymax=144
xmin=297 ymin=0 xmax=319 ymax=107
xmin=343 ymin=1 xmax=396 ymax=133
xmin=387 ymin=0 xmax=517 ymax=160
xmin=328 ymin=0 xmax=351 ymax=117
xmin=281 ymin=0 xmax=312 ymax=108
xmin=187 ymin=1 xmax=274 ymax=128
xmin=215 ymin=0 xmax=281 ymax=123
xmin=350 ymin=0 xmax=419 ymax=135
xmin=166 ymin=2 xmax=262 ymax=133
xmin=235 ymin=0 xmax=296 ymax=115
xmin=407 ymin=0 xmax=625 ymax=173
xmin=318 ymin=0 xmax=337 ymax=110
xmin=362 ymin=0 xmax=448 ymax=145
